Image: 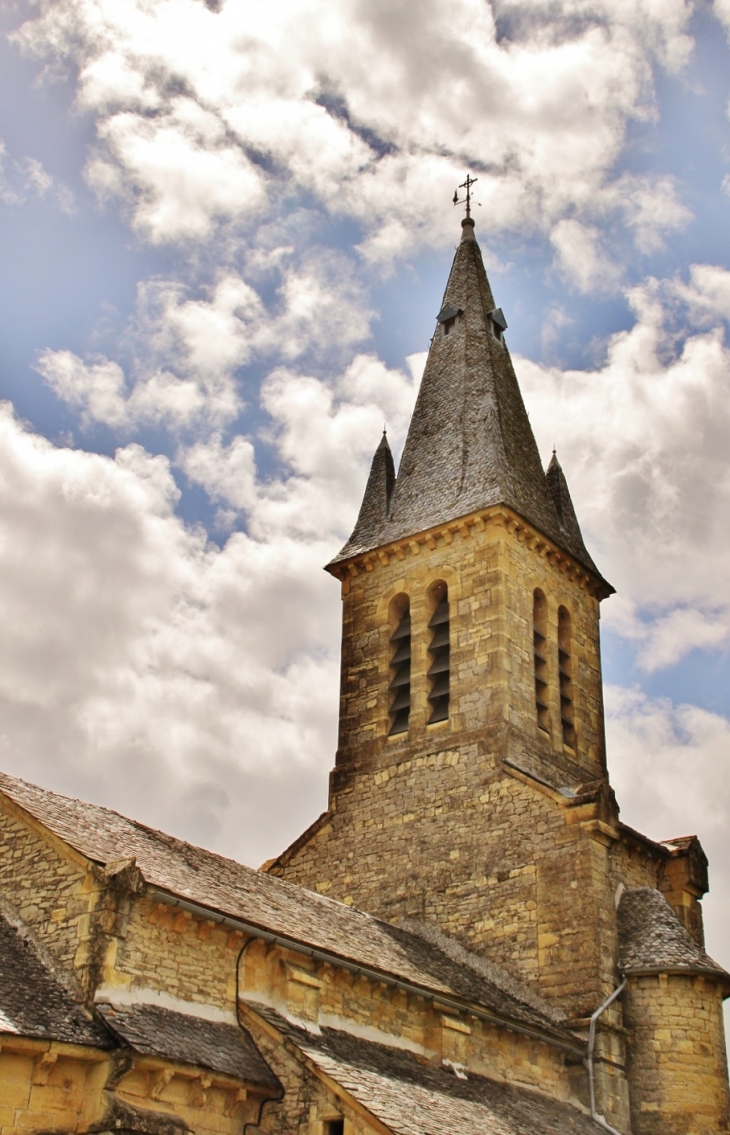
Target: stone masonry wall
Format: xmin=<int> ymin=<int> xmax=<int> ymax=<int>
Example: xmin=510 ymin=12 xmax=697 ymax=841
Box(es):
xmin=274 ymin=515 xmax=619 ymax=1019
xmin=239 ymin=940 xmax=578 ymax=1105
xmin=624 ymin=973 xmax=730 ymax=1134
xmin=0 ymin=797 xmax=100 ymax=990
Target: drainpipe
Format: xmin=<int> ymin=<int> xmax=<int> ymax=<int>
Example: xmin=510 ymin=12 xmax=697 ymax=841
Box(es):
xmin=585 ymin=976 xmax=628 ymax=1135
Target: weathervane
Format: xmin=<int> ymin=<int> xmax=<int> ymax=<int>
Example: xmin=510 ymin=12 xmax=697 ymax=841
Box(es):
xmin=453 ymin=174 xmax=479 ymax=219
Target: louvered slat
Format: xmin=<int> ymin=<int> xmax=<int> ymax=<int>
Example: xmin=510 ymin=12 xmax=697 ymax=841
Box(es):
xmin=427 ymin=590 xmax=450 ymax=724
xmin=389 ymin=609 xmax=411 ymax=735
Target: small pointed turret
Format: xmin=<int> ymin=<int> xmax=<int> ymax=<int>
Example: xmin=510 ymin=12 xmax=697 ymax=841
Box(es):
xmin=546 ymin=449 xmax=598 ymax=574
xmin=344 ymin=431 xmax=395 ymax=556
xmin=334 ymin=219 xmax=607 ymax=587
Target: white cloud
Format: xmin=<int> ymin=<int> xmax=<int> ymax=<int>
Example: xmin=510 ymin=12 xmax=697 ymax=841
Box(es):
xmin=179 ymin=432 xmax=257 ymax=513
xmin=0 ymin=340 xmax=420 ymax=858
xmin=614 ymin=173 xmax=691 ymax=255
xmin=713 ymin=0 xmax=730 ymax=37
xmin=87 ymin=105 xmax=267 ymax=242
xmin=37 ymin=257 xmax=373 ymax=434
xmin=12 ymin=0 xmax=696 ymax=260
xmin=550 ymin=219 xmax=622 ymax=294
xmin=0 ymin=140 xmax=75 ymax=213
xmin=0 ymin=401 xmax=341 ymax=862
xmin=516 ymin=265 xmax=730 ymax=669
xmin=606 ymin=686 xmax=730 ymax=976
xmin=634 ymin=608 xmax=730 ymax=672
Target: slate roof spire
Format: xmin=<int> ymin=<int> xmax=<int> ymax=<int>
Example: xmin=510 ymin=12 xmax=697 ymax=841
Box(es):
xmin=332 ymin=219 xmax=606 ymax=586
xmin=344 ymin=429 xmax=395 ymax=554
xmin=545 ymin=449 xmax=597 ymax=573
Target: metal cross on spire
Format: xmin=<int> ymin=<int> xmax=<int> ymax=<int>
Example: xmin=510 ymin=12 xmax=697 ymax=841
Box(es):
xmin=453 ymin=174 xmax=478 ymax=219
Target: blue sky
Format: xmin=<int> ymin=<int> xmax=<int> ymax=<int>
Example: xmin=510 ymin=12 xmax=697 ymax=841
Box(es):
xmin=1 ymin=0 xmax=730 ymax=999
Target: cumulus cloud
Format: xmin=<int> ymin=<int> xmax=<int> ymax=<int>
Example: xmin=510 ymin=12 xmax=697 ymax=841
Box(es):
xmin=0 ymin=140 xmax=75 ymax=213
xmin=12 ymin=0 xmax=695 ymax=263
xmin=0 ymin=400 xmax=341 ymax=862
xmin=606 ymin=686 xmax=730 ymax=972
xmin=550 ymin=219 xmax=622 ymax=294
xmin=0 ymin=336 xmax=420 ymax=858
xmin=37 ymin=247 xmax=374 ymax=436
xmin=517 ymin=266 xmax=730 ymax=669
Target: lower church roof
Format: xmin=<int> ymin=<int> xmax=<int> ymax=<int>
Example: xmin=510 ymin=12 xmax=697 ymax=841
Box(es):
xmin=97 ymin=1001 xmax=280 ymax=1086
xmin=248 ymin=1002 xmax=599 ymax=1135
xmin=0 ymin=910 xmax=111 ymax=1048
xmin=0 ymin=770 xmax=577 ymax=1047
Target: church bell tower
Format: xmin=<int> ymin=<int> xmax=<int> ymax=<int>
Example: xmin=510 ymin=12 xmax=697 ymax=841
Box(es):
xmin=269 ymin=211 xmax=619 ymax=1015
xmin=267 ymin=208 xmax=730 ymax=1135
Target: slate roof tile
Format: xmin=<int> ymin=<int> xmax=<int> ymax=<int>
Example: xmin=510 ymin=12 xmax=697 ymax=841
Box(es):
xmin=96 ymin=1002 xmax=280 ymax=1086
xmin=0 ymin=771 xmax=576 ymax=1046
xmin=617 ymin=887 xmax=729 ymax=981
xmin=0 ymin=911 xmax=111 ymax=1047
xmin=247 ymin=1002 xmax=599 ymax=1135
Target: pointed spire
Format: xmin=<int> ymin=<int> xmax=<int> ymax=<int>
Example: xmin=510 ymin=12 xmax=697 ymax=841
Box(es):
xmin=545 ymin=450 xmax=598 ymax=574
xmin=343 ymin=430 xmax=395 ymax=557
xmin=333 ymin=221 xmax=607 ymax=586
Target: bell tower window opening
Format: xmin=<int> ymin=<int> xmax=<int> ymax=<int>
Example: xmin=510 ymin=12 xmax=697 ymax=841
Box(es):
xmin=427 ymin=582 xmax=450 ymax=724
xmin=558 ymin=606 xmax=576 ymax=749
xmin=388 ymin=596 xmax=411 ymax=736
xmin=533 ymin=589 xmax=549 ymax=735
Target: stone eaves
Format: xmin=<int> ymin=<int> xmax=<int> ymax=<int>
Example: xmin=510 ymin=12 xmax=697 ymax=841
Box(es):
xmin=329 ymin=504 xmax=613 ymax=602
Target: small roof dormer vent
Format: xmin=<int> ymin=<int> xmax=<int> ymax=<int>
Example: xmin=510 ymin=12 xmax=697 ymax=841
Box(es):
xmin=436 ymin=301 xmax=463 ymax=324
xmin=489 ymin=307 xmax=508 ymax=331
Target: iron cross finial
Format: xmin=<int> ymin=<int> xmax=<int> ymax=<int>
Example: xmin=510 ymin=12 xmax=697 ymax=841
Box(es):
xmin=453 ymin=174 xmax=478 ymax=219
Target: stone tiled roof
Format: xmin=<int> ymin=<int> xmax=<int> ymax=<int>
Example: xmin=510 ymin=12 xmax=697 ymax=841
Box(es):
xmin=545 ymin=451 xmax=597 ymax=573
xmin=345 ymin=431 xmax=396 ymax=555
xmin=0 ymin=910 xmax=111 ymax=1047
xmin=97 ymin=1002 xmax=279 ymax=1086
xmin=617 ymin=887 xmax=729 ymax=981
xmin=246 ymin=1002 xmax=598 ymax=1135
xmin=332 ymin=219 xmax=606 ymax=587
xmin=0 ymin=771 xmax=576 ymax=1046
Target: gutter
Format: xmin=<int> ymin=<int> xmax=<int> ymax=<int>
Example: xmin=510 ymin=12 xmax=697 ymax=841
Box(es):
xmin=148 ymin=887 xmax=585 ymax=1056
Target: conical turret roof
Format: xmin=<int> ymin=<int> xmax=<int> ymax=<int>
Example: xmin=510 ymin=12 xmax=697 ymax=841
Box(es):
xmin=332 ymin=218 xmax=605 ymax=585
xmin=344 ymin=431 xmax=395 ymax=554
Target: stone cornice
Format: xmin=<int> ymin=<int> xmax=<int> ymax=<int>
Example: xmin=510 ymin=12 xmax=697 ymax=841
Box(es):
xmin=327 ymin=505 xmax=613 ymax=600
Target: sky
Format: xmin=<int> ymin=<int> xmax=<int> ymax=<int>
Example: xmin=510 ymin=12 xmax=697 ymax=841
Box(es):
xmin=1 ymin=0 xmax=730 ymax=1005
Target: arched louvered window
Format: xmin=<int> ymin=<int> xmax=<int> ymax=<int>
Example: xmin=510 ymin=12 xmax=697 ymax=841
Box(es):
xmin=388 ymin=597 xmax=411 ymax=735
xmin=558 ymin=606 xmax=576 ymax=749
xmin=533 ymin=589 xmax=549 ymax=734
xmin=427 ymin=582 xmax=450 ymax=724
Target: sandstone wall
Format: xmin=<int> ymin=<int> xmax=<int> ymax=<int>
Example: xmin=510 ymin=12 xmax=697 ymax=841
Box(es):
xmin=624 ymin=973 xmax=730 ymax=1134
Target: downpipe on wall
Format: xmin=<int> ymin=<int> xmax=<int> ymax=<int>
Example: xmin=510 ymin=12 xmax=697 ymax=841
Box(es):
xmin=585 ymin=976 xmax=628 ymax=1135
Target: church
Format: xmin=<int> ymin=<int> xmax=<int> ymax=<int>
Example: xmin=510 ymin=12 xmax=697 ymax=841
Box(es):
xmin=0 ymin=209 xmax=728 ymax=1135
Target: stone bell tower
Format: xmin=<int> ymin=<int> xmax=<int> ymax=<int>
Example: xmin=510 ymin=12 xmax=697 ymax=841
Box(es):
xmin=267 ymin=213 xmax=730 ymax=1134
xmin=269 ymin=212 xmax=618 ymax=1009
